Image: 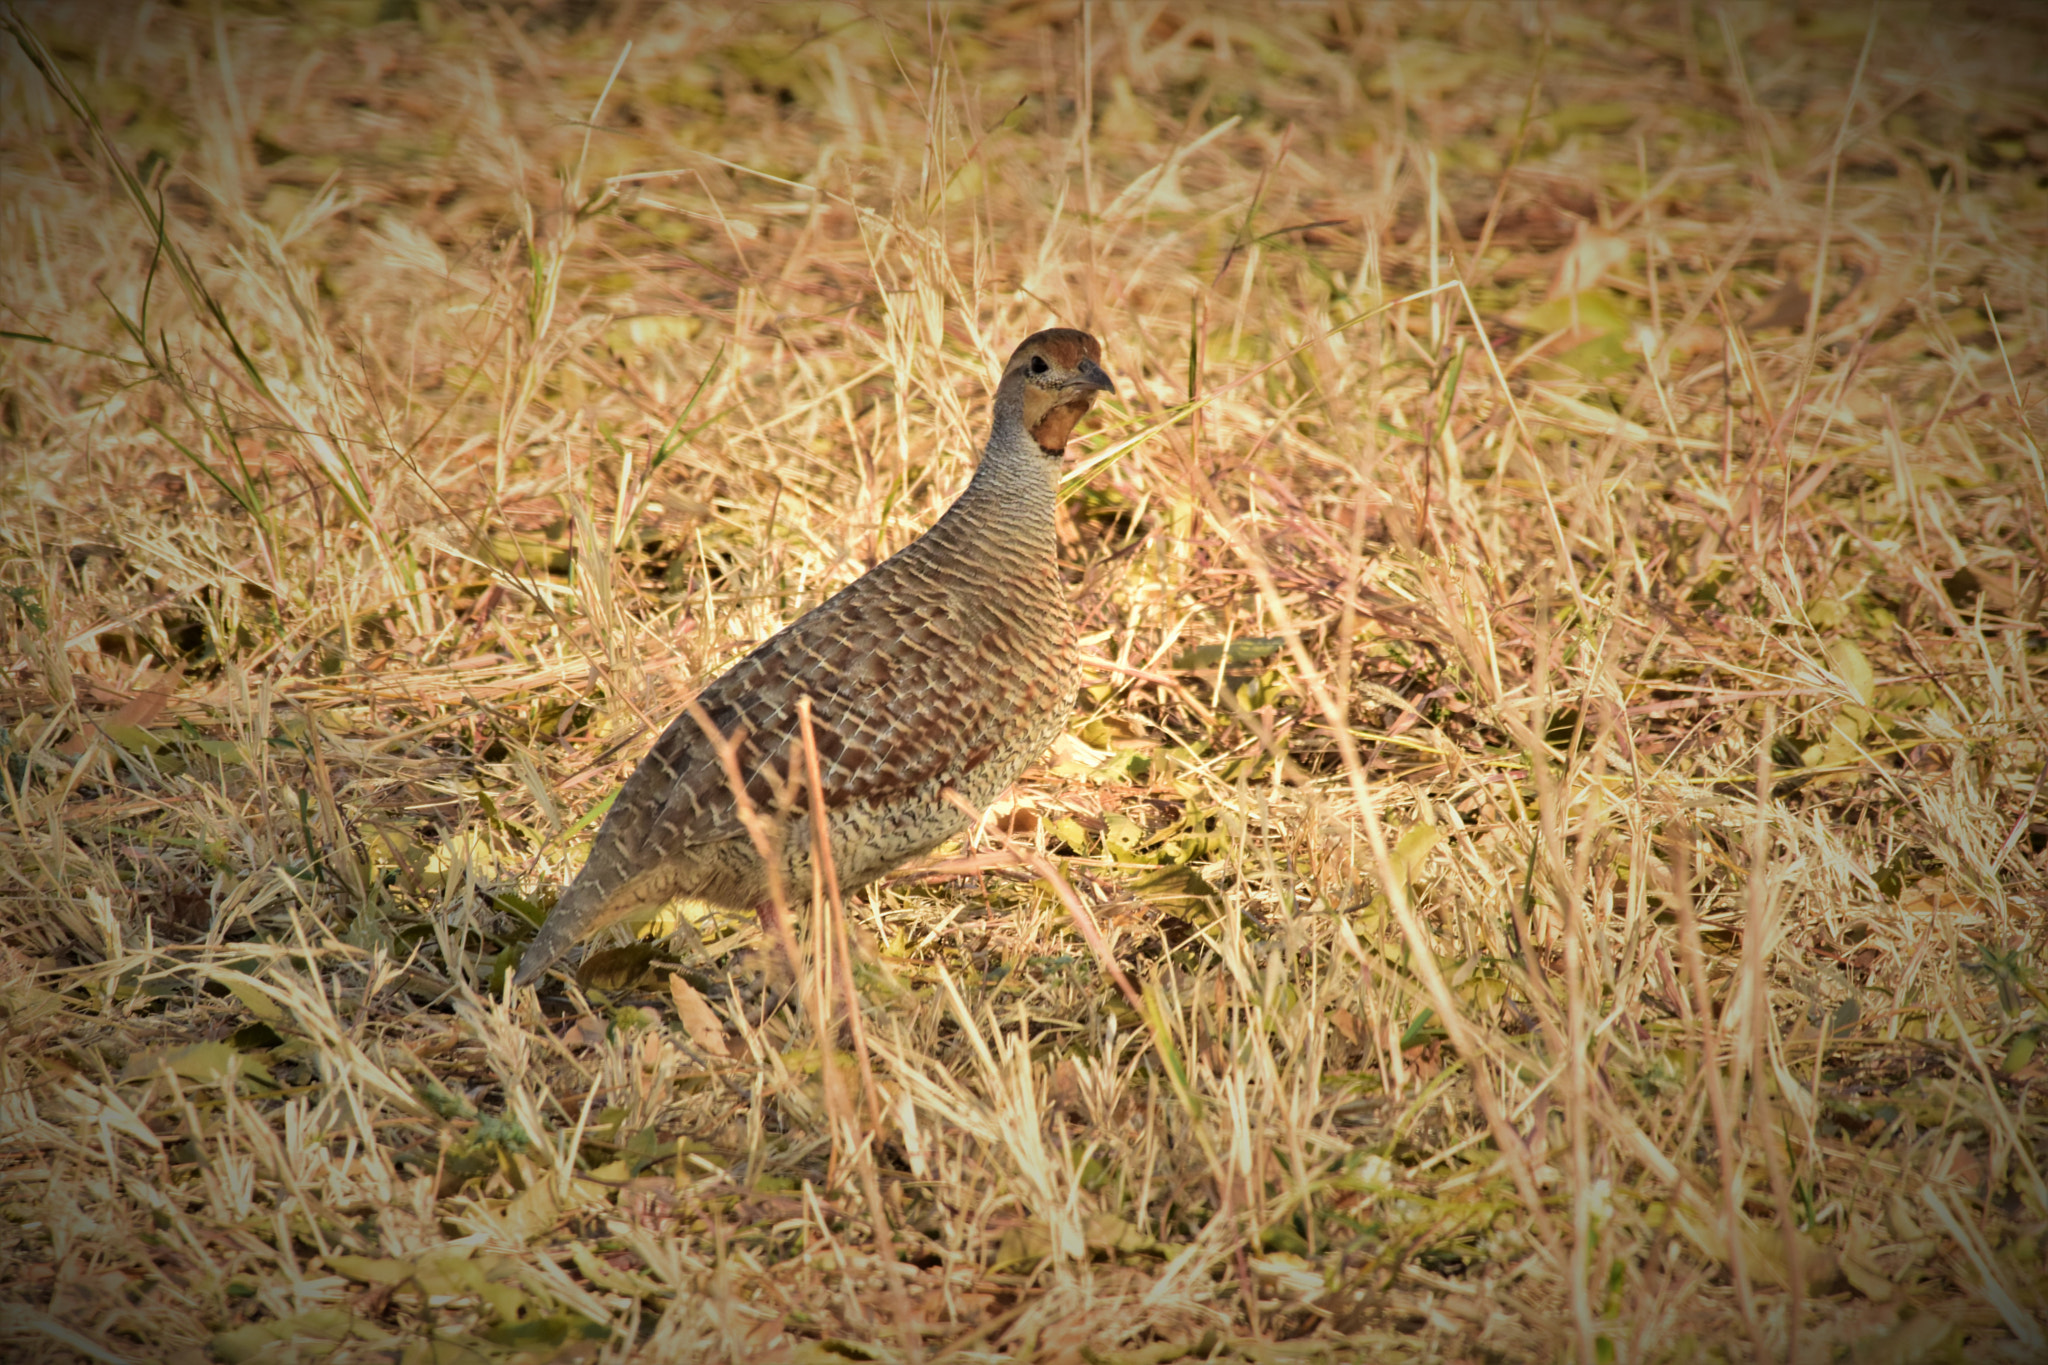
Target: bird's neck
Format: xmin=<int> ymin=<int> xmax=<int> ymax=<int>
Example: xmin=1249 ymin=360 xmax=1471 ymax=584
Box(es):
xmin=959 ymin=384 xmax=1063 ymax=516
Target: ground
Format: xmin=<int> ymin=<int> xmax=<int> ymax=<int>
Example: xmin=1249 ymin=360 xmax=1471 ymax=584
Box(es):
xmin=2 ymin=2 xmax=2047 ymax=1362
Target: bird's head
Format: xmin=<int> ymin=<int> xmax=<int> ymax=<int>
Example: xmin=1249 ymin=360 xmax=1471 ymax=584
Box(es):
xmin=1000 ymin=328 xmax=1115 ymax=456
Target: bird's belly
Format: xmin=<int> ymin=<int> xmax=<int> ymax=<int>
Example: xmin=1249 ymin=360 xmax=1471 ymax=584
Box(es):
xmin=659 ymin=634 xmax=1077 ymax=912
xmin=800 ymin=699 xmax=1068 ymax=892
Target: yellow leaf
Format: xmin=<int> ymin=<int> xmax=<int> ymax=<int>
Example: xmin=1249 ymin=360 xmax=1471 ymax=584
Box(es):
xmin=98 ymin=722 xmax=163 ymax=752
xmin=1084 ymin=1211 xmax=1165 ymax=1256
xmin=604 ymin=313 xmax=703 ymax=364
xmin=940 ymin=158 xmax=984 ymax=206
xmin=1828 ymin=638 xmax=1876 ymax=708
xmin=1390 ymin=822 xmax=1442 ymax=886
xmin=1460 ymin=974 xmax=1508 ymax=1013
xmin=571 ymin=1242 xmax=671 ymax=1301
xmin=1550 ymin=226 xmax=1632 ymax=299
xmin=411 ymin=1247 xmax=487 ymax=1298
xmin=325 ymin=1254 xmax=413 ymax=1286
xmin=1513 ymin=287 xmax=1633 ymax=336
xmin=1545 ymin=100 xmax=1641 ymax=135
xmin=147 ymin=1041 xmax=273 ymax=1088
xmin=1128 ymin=863 xmax=1221 ymax=909
xmin=499 ymin=1180 xmax=567 ymax=1243
xmin=222 ymin=976 xmax=287 ymax=1024
xmin=1840 ymin=1245 xmax=1895 ymax=1301
xmin=1807 ymin=596 xmax=1848 ymax=629
xmin=1818 ymin=714 xmax=1866 ymax=769
xmin=213 ymin=1309 xmax=388 ymax=1362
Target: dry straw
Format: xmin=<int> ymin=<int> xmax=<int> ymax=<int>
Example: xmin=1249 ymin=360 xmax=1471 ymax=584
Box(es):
xmin=2 ymin=3 xmax=2045 ymax=1361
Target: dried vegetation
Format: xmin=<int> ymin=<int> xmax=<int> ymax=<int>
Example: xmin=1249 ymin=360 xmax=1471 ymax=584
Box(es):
xmin=3 ymin=2 xmax=2048 ymax=1361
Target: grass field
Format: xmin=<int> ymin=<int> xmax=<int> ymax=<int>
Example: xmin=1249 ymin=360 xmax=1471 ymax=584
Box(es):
xmin=4 ymin=2 xmax=2048 ymax=1361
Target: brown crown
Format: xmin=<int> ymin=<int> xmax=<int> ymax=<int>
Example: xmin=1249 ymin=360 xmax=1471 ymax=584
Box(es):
xmin=1007 ymin=328 xmax=1102 ymax=372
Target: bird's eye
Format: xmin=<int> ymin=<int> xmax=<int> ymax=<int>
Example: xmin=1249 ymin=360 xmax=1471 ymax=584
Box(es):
xmin=1030 ymin=355 xmax=1049 ymax=375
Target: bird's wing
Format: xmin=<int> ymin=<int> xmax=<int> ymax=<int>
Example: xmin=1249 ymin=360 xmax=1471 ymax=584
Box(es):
xmin=607 ymin=543 xmax=1038 ymax=863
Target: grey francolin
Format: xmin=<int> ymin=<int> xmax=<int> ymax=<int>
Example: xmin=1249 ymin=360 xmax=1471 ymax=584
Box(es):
xmin=513 ymin=329 xmax=1114 ymax=987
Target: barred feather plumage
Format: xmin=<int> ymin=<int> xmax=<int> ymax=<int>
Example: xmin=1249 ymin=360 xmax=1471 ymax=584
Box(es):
xmin=513 ymin=330 xmax=1113 ymax=986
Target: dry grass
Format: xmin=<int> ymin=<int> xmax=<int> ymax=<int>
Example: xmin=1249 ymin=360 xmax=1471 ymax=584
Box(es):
xmin=4 ymin=2 xmax=2048 ymax=1361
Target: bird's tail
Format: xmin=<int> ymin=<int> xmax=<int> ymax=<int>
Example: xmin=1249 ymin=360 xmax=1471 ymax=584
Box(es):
xmin=511 ymin=867 xmax=626 ymax=988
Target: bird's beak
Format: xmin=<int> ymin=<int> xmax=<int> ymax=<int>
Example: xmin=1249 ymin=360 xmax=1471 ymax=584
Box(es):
xmin=1073 ymin=357 xmax=1116 ymax=394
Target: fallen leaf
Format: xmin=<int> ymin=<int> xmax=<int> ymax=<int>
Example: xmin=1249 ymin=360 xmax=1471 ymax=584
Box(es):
xmin=565 ymin=1014 xmax=609 ymax=1049
xmin=1330 ymin=1007 xmax=1363 ymax=1045
xmin=1828 ymin=638 xmax=1876 ymax=708
xmin=1743 ymin=279 xmax=1810 ymax=332
xmin=1549 ymin=225 xmax=1630 ymax=299
xmin=577 ymin=941 xmax=660 ymax=990
xmin=668 ymin=974 xmax=732 ymax=1058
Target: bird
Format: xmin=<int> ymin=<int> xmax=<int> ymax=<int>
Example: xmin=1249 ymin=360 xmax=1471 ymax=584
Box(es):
xmin=513 ymin=329 xmax=1115 ymax=987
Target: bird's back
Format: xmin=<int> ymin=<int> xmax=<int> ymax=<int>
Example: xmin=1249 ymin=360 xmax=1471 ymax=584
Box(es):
xmin=615 ymin=475 xmax=1074 ymax=865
